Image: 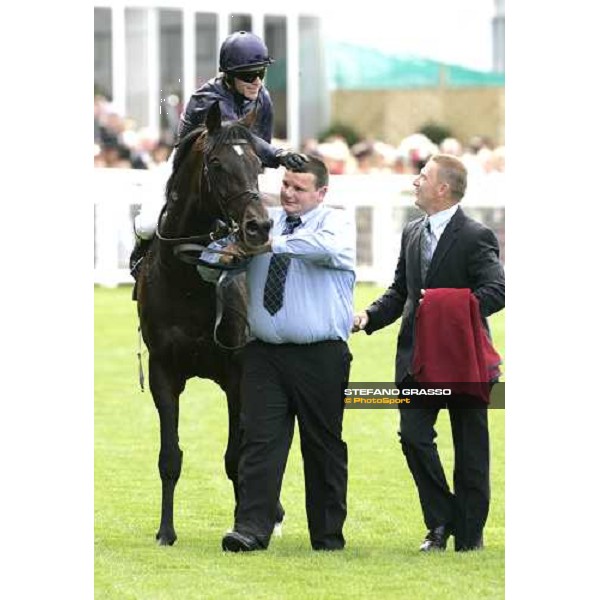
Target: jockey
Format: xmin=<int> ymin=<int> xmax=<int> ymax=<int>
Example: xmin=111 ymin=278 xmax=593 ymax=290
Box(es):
xmin=130 ymin=30 xmax=308 ymax=279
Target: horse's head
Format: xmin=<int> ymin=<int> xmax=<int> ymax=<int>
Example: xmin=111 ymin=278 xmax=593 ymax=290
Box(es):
xmin=202 ymin=102 xmax=272 ymax=251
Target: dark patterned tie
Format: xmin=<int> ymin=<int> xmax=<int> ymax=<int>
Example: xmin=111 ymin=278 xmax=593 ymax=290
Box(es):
xmin=420 ymin=217 xmax=433 ymax=283
xmin=263 ymin=216 xmax=302 ymax=315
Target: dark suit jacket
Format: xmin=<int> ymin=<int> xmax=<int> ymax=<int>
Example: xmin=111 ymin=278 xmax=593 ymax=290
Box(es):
xmin=364 ymin=206 xmax=505 ymax=383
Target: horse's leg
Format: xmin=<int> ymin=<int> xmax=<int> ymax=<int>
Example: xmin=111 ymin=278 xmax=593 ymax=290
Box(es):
xmin=149 ymin=355 xmax=185 ymax=546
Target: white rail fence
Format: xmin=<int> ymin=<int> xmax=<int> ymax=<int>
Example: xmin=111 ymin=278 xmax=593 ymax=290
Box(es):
xmin=93 ymin=168 xmax=505 ymax=287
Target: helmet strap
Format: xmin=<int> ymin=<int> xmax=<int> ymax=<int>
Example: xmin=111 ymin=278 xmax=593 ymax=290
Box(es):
xmin=224 ymin=73 xmax=236 ymax=89
xmin=224 ymin=74 xmax=249 ymax=102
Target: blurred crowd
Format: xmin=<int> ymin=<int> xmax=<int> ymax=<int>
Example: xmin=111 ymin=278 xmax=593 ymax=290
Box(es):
xmin=94 ymin=94 xmax=172 ymax=170
xmin=299 ymin=134 xmax=504 ymax=177
xmin=94 ymin=93 xmax=504 ymax=177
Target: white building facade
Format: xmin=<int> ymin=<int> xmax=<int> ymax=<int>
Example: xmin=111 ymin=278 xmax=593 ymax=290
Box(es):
xmin=94 ymin=0 xmax=329 ymax=149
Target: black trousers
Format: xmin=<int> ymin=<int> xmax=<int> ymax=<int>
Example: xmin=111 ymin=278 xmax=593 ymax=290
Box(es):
xmin=235 ymin=340 xmax=352 ymax=550
xmin=398 ymin=382 xmax=490 ymax=550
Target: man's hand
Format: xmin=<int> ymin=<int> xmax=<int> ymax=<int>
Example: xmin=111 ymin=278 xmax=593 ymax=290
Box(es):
xmin=276 ymin=150 xmax=309 ymax=170
xmin=352 ymin=311 xmax=369 ymax=333
xmin=241 ymin=240 xmax=272 ymax=257
xmin=419 ymin=289 xmax=426 ymax=304
xmin=219 ymin=243 xmax=246 ymax=265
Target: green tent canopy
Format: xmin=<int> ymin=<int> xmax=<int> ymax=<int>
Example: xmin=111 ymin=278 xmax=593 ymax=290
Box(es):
xmin=326 ymin=41 xmax=505 ymax=90
xmin=264 ymin=41 xmax=504 ymax=91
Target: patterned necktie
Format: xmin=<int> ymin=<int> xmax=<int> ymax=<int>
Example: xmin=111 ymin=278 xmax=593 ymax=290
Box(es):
xmin=263 ymin=216 xmax=302 ymax=315
xmin=420 ymin=217 xmax=433 ymax=283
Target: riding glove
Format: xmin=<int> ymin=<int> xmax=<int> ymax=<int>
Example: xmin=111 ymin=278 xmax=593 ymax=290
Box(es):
xmin=275 ymin=149 xmax=309 ymax=170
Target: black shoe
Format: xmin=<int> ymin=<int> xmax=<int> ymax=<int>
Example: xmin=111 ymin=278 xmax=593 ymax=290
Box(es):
xmin=222 ymin=531 xmax=265 ymax=553
xmin=456 ymin=535 xmax=484 ymax=552
xmin=420 ymin=525 xmax=453 ymax=552
xmin=312 ymin=542 xmax=345 ymax=551
xmin=311 ymin=532 xmax=345 ymax=551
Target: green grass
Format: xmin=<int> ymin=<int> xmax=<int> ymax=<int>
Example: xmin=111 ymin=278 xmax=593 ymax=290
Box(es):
xmin=95 ymin=285 xmax=505 ymax=599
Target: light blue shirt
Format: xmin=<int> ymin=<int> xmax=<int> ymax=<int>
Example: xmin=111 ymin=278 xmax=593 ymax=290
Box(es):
xmin=197 ymin=204 xmax=356 ymax=343
xmin=427 ymin=203 xmax=459 ymax=255
xmin=248 ymin=205 xmax=356 ymax=344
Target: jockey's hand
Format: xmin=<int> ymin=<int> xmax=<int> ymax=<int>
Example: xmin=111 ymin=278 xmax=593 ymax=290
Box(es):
xmin=352 ymin=311 xmax=369 ymax=333
xmin=276 ymin=150 xmax=309 ymax=171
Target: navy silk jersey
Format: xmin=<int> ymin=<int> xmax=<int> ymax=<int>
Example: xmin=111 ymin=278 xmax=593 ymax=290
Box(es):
xmin=178 ymin=76 xmax=279 ymax=168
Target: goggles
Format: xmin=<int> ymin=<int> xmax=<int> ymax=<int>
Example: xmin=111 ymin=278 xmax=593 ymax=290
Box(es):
xmin=234 ymin=68 xmax=266 ymax=83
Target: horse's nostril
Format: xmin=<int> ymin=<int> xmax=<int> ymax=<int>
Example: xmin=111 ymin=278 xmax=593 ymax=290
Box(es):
xmin=245 ymin=218 xmax=271 ymax=238
xmin=246 ymin=220 xmax=259 ymax=234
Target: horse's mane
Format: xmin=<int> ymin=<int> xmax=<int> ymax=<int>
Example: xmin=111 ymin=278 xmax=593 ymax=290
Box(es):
xmin=165 ymin=128 xmax=204 ymax=201
xmin=203 ymin=122 xmax=255 ymax=154
xmin=165 ymin=122 xmax=256 ymax=202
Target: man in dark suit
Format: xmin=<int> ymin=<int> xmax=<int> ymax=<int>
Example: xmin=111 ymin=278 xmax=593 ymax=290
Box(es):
xmin=353 ymin=154 xmax=504 ymax=552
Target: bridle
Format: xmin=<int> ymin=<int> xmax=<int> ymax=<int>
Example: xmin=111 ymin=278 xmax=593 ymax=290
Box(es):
xmin=201 ymin=139 xmax=262 ymax=236
xmin=152 ymin=131 xmax=266 ymax=352
xmin=155 ymin=135 xmax=263 ymax=264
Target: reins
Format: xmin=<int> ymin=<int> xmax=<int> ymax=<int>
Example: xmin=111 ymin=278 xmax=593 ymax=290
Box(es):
xmin=212 ymin=270 xmax=252 ymax=352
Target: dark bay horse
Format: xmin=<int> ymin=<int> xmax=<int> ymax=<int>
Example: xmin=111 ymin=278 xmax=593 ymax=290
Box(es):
xmin=136 ymin=102 xmax=278 ymax=546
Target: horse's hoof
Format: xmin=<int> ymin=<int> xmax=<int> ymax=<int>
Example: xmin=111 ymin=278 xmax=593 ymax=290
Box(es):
xmin=156 ymin=530 xmax=177 ymax=546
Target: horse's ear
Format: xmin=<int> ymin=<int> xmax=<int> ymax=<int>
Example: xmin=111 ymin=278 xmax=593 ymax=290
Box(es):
xmin=240 ymin=107 xmax=257 ymax=130
xmin=206 ymin=102 xmax=222 ymax=133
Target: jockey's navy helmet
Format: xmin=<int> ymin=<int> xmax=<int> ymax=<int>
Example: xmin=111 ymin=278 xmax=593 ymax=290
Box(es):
xmin=219 ymin=31 xmax=274 ymax=73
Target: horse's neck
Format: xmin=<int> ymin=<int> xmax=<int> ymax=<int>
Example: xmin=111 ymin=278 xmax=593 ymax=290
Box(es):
xmin=162 ymin=195 xmax=212 ymax=238
xmin=161 ymin=159 xmax=215 ymax=238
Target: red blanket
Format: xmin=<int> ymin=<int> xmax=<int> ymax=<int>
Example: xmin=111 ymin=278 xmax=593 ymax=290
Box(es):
xmin=411 ymin=288 xmax=502 ymax=404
